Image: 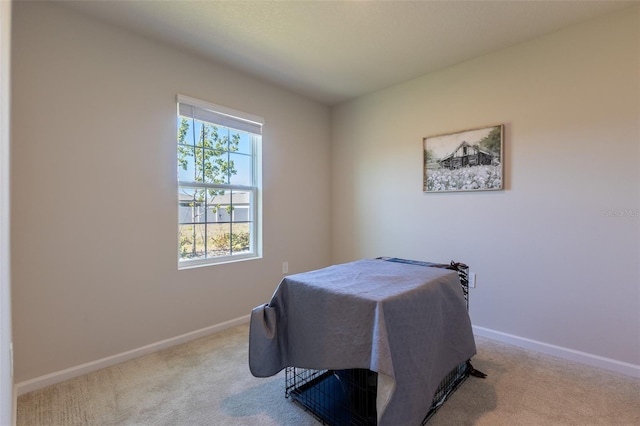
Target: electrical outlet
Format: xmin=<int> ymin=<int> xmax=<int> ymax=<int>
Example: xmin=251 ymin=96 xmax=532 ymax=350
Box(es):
xmin=282 ymin=261 xmax=289 ymax=274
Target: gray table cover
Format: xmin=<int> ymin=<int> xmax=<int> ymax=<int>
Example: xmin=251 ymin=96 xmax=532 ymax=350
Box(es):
xmin=249 ymin=258 xmax=476 ymax=425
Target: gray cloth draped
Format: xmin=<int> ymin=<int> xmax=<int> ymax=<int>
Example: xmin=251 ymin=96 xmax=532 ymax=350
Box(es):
xmin=249 ymin=259 xmax=476 ymax=426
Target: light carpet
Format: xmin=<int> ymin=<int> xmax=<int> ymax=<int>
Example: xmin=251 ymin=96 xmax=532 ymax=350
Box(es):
xmin=17 ymin=324 xmax=640 ymax=425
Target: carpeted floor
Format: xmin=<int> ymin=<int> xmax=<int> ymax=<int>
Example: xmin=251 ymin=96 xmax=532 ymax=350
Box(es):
xmin=17 ymin=324 xmax=640 ymax=425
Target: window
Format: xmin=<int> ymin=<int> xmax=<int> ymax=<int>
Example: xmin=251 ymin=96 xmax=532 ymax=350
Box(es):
xmin=177 ymin=95 xmax=262 ymax=267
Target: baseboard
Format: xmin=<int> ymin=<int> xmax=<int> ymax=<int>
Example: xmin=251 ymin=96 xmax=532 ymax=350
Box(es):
xmin=473 ymin=325 xmax=640 ymax=378
xmin=16 ymin=319 xmax=638 ymax=396
xmin=16 ymin=314 xmax=251 ymax=396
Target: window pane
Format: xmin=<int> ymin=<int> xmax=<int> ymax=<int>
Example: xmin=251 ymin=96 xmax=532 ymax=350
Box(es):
xmin=179 ymin=187 xmax=206 ymax=223
xmin=230 ymin=190 xmax=252 ymax=223
xmin=178 ymin=224 xmax=195 ymax=260
xmin=178 ymin=187 xmax=193 ymax=202
xmin=179 ymin=224 xmax=206 ymax=260
xmin=202 ymin=123 xmax=227 ymax=151
xmin=179 ymin=203 xmax=194 ymax=224
xmin=207 ymin=190 xmax=230 ymax=222
xmin=177 ymin=146 xmax=196 ymax=182
xmin=231 ymin=222 xmax=251 ymax=254
xmin=232 ymin=205 xmax=250 ymax=222
xmin=190 ymin=204 xmax=205 ymax=223
xmin=193 ymin=147 xmax=206 ymax=183
xmin=202 ymin=148 xmax=229 ymax=184
xmin=206 ymin=203 xmax=231 ymax=223
xmin=218 ymin=127 xmax=231 ymax=152
xmin=229 ymin=153 xmax=252 ymax=186
xmin=207 ymin=223 xmax=231 ymax=257
xmin=205 ymin=204 xmax=219 ymax=223
xmin=235 ymin=131 xmax=252 ymax=155
xmin=177 ymin=117 xmax=194 ymax=146
xmin=225 ymin=129 xmax=237 ymax=152
xmin=194 ymin=120 xmax=207 ymax=148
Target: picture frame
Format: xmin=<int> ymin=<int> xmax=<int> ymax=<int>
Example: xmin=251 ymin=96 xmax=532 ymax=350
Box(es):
xmin=423 ymin=124 xmax=504 ymax=193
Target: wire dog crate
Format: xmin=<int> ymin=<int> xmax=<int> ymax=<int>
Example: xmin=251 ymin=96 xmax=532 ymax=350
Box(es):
xmin=285 ymin=259 xmax=471 ymax=425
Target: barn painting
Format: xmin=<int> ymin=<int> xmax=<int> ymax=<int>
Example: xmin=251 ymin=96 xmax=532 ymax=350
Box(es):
xmin=438 ymin=141 xmax=495 ymax=169
xmin=424 ymin=124 xmax=504 ymax=192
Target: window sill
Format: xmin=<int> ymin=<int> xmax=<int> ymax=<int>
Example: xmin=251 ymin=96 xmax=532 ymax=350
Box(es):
xmin=178 ymin=253 xmax=262 ymax=270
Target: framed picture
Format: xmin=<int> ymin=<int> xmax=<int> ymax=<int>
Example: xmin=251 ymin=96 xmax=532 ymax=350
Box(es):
xmin=423 ymin=124 xmax=504 ymax=192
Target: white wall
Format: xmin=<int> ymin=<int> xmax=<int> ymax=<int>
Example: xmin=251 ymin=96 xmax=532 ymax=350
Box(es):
xmin=331 ymin=7 xmax=640 ymax=368
xmin=11 ymin=2 xmax=331 ymax=383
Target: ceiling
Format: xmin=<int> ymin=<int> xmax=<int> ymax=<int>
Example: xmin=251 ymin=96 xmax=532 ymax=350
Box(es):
xmin=57 ymin=0 xmax=637 ymax=106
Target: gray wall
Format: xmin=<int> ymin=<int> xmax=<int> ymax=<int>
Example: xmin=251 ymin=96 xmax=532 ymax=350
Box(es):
xmin=11 ymin=2 xmax=331 ymax=382
xmin=331 ymin=7 xmax=640 ymax=366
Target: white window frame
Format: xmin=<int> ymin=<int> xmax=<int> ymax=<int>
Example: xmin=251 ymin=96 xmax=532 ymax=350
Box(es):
xmin=177 ymin=94 xmax=263 ymax=268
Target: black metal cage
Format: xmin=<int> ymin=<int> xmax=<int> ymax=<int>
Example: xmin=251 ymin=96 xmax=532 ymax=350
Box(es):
xmin=284 ymin=259 xmax=471 ymax=425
